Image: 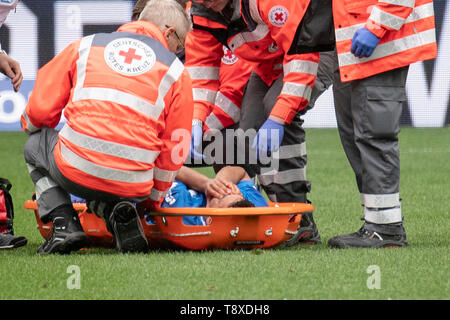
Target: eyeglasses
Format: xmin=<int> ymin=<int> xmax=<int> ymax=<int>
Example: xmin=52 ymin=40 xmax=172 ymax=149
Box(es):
xmin=165 ymin=25 xmax=184 ymax=55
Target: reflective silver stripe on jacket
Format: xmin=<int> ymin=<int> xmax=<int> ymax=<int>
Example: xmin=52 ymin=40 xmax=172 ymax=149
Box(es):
xmin=150 ymin=188 xmax=166 ymax=201
xmin=149 ymin=57 xmax=185 ymax=115
xmin=280 ymin=82 xmax=312 ymax=101
xmin=21 ymin=112 xmax=40 ymax=135
xmin=74 ymin=87 xmax=158 ymax=118
xmin=205 ymin=112 xmax=224 ymax=131
xmin=187 ymin=66 xmax=220 ymax=80
xmin=59 ymin=124 xmax=160 ymax=164
xmin=73 ymin=35 xmax=94 ymax=99
xmin=193 ymin=88 xmax=217 ymax=103
xmin=338 ymin=28 xmax=436 ymax=67
xmin=214 ymin=92 xmax=241 ymax=123
xmin=249 ymin=0 xmax=264 ymax=24
xmin=369 ymin=6 xmax=407 ymax=30
xmin=154 ymin=167 xmax=178 ymax=183
xmin=284 ymin=60 xmax=318 ymax=76
xmin=228 ymin=24 xmax=269 ymax=51
xmin=60 ymin=142 xmax=154 ymax=183
xmin=335 ymin=2 xmax=434 ymax=42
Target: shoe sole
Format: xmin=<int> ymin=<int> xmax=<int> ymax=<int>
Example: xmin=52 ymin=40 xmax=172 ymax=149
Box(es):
xmin=297 ymin=230 xmax=322 ymax=245
xmin=328 ymin=239 xmax=408 ymax=249
xmin=37 ymin=232 xmax=88 ymax=254
xmin=112 ymin=217 xmax=148 ymax=253
xmin=284 ymin=229 xmax=322 ymax=247
xmin=0 ymin=237 xmax=27 ymax=249
xmin=285 ymin=213 xmax=322 ymax=246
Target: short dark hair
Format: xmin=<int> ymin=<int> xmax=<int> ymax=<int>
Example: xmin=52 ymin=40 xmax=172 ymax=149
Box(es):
xmin=228 ymin=199 xmax=255 ymax=208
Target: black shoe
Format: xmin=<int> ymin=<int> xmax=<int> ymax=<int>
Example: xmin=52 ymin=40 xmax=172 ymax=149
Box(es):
xmin=328 ymin=221 xmax=408 ymax=249
xmin=106 ymin=201 xmax=148 ymax=253
xmin=0 ymin=233 xmax=27 ymax=249
xmin=37 ymin=206 xmax=88 ymax=254
xmin=285 ymin=212 xmax=321 ymax=246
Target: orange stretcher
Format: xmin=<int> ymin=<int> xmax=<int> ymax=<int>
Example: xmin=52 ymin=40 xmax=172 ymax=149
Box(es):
xmin=24 ymin=199 xmax=314 ymax=250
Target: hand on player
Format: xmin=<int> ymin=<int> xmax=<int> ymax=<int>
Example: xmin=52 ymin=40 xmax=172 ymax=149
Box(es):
xmin=205 ymin=178 xmax=230 ymax=199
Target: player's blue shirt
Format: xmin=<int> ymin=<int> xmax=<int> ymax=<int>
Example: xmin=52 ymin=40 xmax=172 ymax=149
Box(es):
xmin=162 ymin=180 xmax=268 ymax=225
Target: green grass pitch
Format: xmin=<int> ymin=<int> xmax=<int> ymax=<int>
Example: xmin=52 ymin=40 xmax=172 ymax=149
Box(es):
xmin=0 ymin=128 xmax=448 ymax=300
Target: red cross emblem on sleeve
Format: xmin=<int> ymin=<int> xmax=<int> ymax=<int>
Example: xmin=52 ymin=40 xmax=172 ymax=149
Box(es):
xmin=222 ymin=46 xmax=238 ymax=65
xmin=224 ymin=49 xmax=234 ymax=59
xmin=274 ymin=12 xmax=284 ymax=22
xmin=269 ymin=6 xmax=289 ymax=27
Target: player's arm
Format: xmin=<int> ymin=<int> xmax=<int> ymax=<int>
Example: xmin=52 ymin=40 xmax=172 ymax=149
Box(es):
xmin=212 ymin=166 xmax=253 ymax=196
xmin=175 ymin=166 xmax=210 ymax=192
xmin=215 ymin=166 xmax=251 ymax=184
xmin=176 ymin=166 xmax=230 ymax=198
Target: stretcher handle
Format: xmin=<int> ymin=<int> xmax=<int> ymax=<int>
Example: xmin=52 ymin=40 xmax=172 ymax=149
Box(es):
xmin=24 ymin=200 xmax=314 ymax=216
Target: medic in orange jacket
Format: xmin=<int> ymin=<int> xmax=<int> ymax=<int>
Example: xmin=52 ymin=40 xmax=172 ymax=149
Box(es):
xmin=185 ymin=21 xmax=253 ymax=132
xmin=209 ymin=47 xmax=252 ymax=131
xmin=21 ymin=20 xmax=193 ymax=204
xmin=190 ymin=45 xmax=253 ymax=132
xmin=186 ymin=0 xmax=319 ymax=127
xmin=334 ymin=0 xmax=437 ymax=82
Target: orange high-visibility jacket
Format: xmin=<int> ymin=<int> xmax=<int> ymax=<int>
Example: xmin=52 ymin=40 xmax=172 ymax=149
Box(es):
xmin=205 ymin=46 xmax=253 ymax=131
xmin=186 ymin=0 xmax=319 ymax=125
xmin=21 ymin=21 xmax=193 ymax=202
xmin=185 ymin=25 xmax=253 ymax=130
xmin=333 ymin=0 xmax=437 ymax=82
xmin=207 ymin=46 xmax=253 ymax=131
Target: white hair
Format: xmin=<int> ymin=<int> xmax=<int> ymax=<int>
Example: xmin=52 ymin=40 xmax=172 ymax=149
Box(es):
xmin=139 ymin=0 xmax=192 ymax=39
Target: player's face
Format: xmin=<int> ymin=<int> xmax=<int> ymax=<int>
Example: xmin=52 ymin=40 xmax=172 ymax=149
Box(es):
xmin=192 ymin=0 xmax=230 ymax=12
xmin=206 ymin=194 xmax=244 ymax=208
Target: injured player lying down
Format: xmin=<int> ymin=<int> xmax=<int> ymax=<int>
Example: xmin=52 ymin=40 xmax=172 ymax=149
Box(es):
xmin=71 ymin=166 xmax=267 ymax=226
xmin=160 ymin=166 xmax=268 ymax=225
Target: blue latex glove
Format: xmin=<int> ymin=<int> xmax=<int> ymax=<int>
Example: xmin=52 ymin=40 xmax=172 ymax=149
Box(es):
xmin=70 ymin=194 xmax=86 ymax=203
xmin=251 ymin=118 xmax=284 ymax=157
xmin=190 ymin=124 xmax=204 ymax=160
xmin=351 ymin=27 xmax=380 ymax=58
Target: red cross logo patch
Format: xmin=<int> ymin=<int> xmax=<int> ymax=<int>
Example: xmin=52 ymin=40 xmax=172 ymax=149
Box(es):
xmin=221 ymin=46 xmax=238 ymax=65
xmin=104 ymin=37 xmax=156 ymax=76
xmin=268 ymin=6 xmax=289 ymax=27
xmin=119 ymin=48 xmax=142 ymax=64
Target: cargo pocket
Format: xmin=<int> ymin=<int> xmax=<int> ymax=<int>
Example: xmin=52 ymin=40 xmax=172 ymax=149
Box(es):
xmin=363 ymin=86 xmax=406 ymax=139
